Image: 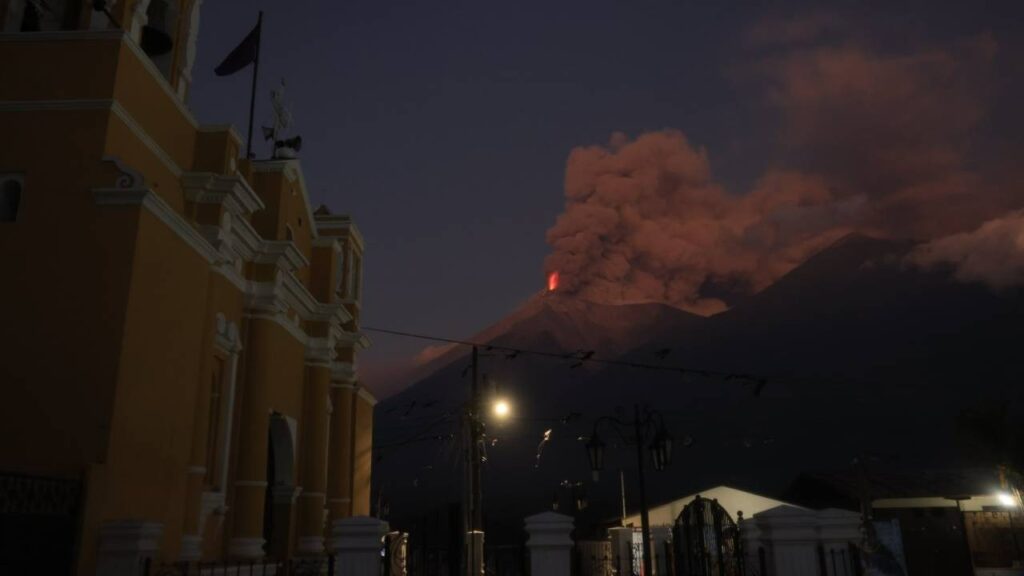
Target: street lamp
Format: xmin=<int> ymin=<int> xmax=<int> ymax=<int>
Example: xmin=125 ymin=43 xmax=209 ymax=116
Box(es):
xmin=551 ymin=480 xmax=589 ymax=512
xmin=650 ymin=429 xmax=673 ymax=472
xmin=492 ymin=398 xmax=511 ymax=419
xmin=586 ymin=405 xmax=674 ymax=576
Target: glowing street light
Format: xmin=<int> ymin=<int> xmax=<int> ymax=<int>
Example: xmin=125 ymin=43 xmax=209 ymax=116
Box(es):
xmin=998 ymin=491 xmax=1019 ymax=508
xmin=493 ymin=399 xmax=511 ymax=419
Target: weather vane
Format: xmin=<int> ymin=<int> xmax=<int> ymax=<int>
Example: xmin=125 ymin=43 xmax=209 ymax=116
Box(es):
xmin=262 ymin=79 xmax=302 ymax=159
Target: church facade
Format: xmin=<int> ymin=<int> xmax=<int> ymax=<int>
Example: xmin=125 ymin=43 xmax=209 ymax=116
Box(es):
xmin=0 ymin=1 xmax=375 ymax=574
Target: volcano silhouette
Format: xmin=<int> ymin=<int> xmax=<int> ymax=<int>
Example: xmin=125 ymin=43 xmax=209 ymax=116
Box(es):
xmin=374 ymin=234 xmax=1024 ymax=534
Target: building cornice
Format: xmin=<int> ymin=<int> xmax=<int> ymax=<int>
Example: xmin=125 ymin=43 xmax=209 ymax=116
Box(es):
xmin=250 ymin=159 xmax=319 ymax=241
xmin=356 ymin=386 xmax=378 ymax=407
xmin=1 ymin=99 xmax=183 ymax=178
xmin=197 ymin=124 xmax=243 ymax=147
xmin=330 ymin=362 xmax=356 ymax=385
xmin=335 ymin=330 xmax=371 ymax=350
xmin=255 ymin=241 xmax=310 ymax=273
xmin=305 ymin=337 xmax=337 ymax=368
xmin=314 ymin=214 xmax=364 ymax=252
xmin=0 ymin=30 xmax=200 ymax=130
xmin=182 ymin=172 xmax=265 ymax=216
xmin=312 ymin=237 xmax=342 ymax=252
xmin=93 ymin=187 xmax=220 ymax=264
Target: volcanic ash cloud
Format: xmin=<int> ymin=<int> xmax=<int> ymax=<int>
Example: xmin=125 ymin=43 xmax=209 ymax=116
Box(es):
xmin=545 ymin=31 xmax=1021 ymax=312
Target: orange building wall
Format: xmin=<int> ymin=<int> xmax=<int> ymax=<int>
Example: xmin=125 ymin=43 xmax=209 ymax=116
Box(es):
xmin=351 ymin=394 xmax=374 ymax=516
xmin=0 ymin=108 xmax=134 ymax=475
xmin=2 ymin=24 xmax=373 ymax=574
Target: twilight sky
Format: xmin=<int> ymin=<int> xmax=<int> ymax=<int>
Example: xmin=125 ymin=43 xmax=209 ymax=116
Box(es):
xmin=189 ymin=1 xmax=1024 ymax=397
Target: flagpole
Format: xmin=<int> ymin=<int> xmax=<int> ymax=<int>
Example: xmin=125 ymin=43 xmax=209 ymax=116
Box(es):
xmin=246 ymin=11 xmax=263 ymax=159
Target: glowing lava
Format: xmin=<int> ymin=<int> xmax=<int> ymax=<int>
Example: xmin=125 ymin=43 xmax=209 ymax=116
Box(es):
xmin=547 ymin=271 xmax=560 ymax=292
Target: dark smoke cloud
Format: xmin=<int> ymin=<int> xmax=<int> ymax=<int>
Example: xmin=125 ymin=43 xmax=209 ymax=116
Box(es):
xmin=545 ymin=28 xmax=1020 ymax=311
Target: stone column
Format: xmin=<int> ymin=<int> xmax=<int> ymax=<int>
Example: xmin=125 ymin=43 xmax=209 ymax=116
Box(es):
xmin=296 ymin=363 xmax=332 ymax=555
xmin=327 ymin=382 xmax=356 ymax=521
xmin=525 ymin=511 xmax=575 ymax=576
xmin=96 ymin=520 xmax=162 ymax=576
xmin=608 ymin=526 xmax=634 ymax=576
xmin=329 ymin=516 xmax=388 ymax=576
xmin=351 ymin=388 xmax=376 ymax=516
xmin=228 ymin=317 xmax=276 ymax=559
xmin=650 ymin=525 xmax=673 ymax=575
xmin=817 ymin=508 xmax=864 ymax=576
xmin=754 ymin=506 xmax=821 ymax=576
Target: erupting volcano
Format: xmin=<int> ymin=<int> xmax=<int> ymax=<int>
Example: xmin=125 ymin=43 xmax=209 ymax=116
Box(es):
xmin=547 ymin=271 xmax=559 ymax=292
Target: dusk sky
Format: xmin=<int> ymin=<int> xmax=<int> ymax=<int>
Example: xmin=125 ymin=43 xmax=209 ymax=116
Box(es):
xmin=189 ymin=1 xmax=1024 ymax=397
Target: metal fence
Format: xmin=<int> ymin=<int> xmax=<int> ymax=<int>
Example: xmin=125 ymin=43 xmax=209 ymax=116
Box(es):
xmin=142 ymin=556 xmax=335 ymax=576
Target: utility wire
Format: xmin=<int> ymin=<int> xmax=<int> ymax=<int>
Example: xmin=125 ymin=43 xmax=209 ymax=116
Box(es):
xmin=362 ymin=325 xmax=765 ymax=386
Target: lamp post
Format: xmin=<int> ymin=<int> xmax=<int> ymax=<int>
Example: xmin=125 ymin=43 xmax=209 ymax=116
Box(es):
xmin=551 ymin=481 xmax=588 ymax=513
xmin=586 ymin=405 xmax=673 ymax=576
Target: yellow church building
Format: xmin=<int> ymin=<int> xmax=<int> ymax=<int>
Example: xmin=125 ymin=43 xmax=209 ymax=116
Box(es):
xmin=0 ymin=1 xmax=376 ymax=574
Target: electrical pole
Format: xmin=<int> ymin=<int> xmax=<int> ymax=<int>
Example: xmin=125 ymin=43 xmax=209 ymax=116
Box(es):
xmin=465 ymin=346 xmax=483 ymax=576
xmin=633 ymin=404 xmax=653 ymax=576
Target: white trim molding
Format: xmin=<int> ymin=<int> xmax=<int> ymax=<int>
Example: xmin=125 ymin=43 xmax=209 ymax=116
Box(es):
xmin=0 ymin=99 xmax=183 ymax=178
xmin=250 ymin=159 xmax=319 ymax=240
xmin=0 ymin=30 xmax=199 ymax=128
xmin=305 ymin=337 xmax=337 ymax=367
xmin=93 ymin=187 xmax=221 ymax=264
xmin=183 ymin=172 xmax=264 ymax=216
xmin=330 ymin=363 xmax=357 ymax=385
xmin=356 ymin=386 xmax=378 ymax=407
xmin=314 ymin=213 xmax=364 ymax=252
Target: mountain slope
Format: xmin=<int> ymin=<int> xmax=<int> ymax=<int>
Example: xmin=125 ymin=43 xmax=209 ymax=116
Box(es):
xmin=374 ymin=234 xmax=1024 ymax=532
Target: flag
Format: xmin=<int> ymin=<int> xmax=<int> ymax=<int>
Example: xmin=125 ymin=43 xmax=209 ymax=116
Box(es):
xmin=215 ymin=19 xmax=261 ymax=76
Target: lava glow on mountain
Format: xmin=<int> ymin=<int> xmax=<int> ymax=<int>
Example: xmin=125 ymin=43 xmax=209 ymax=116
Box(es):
xmin=547 ymin=271 xmax=560 ymax=292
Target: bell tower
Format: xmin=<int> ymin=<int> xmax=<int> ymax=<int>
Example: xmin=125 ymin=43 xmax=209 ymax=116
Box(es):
xmin=1 ymin=0 xmax=203 ymax=101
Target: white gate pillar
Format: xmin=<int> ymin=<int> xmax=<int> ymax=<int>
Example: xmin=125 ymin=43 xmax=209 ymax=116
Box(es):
xmin=650 ymin=525 xmax=673 ymax=575
xmin=608 ymin=527 xmax=634 ymax=576
xmin=96 ymin=520 xmax=163 ymax=576
xmin=329 ymin=516 xmax=388 ymax=576
xmin=525 ymin=511 xmax=575 ymax=576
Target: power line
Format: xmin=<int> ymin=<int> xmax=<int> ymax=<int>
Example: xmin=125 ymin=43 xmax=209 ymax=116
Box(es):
xmin=362 ymin=325 xmax=766 ymax=387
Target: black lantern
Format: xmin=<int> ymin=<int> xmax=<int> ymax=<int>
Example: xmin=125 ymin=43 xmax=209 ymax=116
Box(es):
xmin=660 ymin=430 xmax=674 ymax=468
xmin=586 ymin=433 xmax=605 ymax=481
xmin=649 ymin=430 xmax=673 ymax=471
xmin=573 ymin=484 xmax=588 ymax=511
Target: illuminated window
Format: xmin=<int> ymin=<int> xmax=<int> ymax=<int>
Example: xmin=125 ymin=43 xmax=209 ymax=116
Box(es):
xmin=0 ymin=177 xmax=22 ymax=222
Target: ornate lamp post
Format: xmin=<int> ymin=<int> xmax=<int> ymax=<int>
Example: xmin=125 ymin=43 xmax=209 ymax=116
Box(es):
xmin=586 ymin=405 xmax=673 ymax=576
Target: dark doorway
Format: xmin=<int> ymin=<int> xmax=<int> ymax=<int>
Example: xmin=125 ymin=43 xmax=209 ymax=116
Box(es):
xmin=262 ymin=413 xmax=295 ymax=560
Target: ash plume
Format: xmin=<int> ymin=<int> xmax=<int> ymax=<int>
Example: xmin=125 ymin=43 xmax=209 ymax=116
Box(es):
xmin=545 ymin=28 xmax=1020 ymax=312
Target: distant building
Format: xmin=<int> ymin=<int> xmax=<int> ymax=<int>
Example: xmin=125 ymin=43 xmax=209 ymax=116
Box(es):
xmin=0 ymin=1 xmax=374 ymax=574
xmin=788 ymin=468 xmax=1024 ymax=575
xmin=614 ymin=485 xmax=867 ymax=576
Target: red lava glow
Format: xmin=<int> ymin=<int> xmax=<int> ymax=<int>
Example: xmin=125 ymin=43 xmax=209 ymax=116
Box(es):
xmin=547 ymin=271 xmax=560 ymax=292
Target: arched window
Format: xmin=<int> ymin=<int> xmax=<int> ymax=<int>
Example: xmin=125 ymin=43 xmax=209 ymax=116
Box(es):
xmin=0 ymin=177 xmax=22 ymax=222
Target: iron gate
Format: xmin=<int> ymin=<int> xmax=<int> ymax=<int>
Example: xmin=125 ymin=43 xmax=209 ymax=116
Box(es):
xmin=672 ymin=496 xmax=743 ymax=576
